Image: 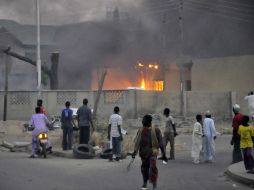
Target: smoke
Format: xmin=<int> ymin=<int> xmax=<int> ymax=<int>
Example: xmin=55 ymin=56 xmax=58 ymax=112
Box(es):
xmin=0 ymin=0 xmax=254 ymax=90
xmin=0 ymin=0 xmax=143 ymax=25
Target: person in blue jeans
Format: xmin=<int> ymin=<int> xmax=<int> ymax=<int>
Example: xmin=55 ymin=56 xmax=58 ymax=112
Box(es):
xmin=61 ymin=101 xmax=74 ymax=150
xmin=108 ymin=106 xmax=123 ymax=161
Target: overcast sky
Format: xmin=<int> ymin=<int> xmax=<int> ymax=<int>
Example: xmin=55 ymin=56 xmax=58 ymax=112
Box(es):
xmin=0 ymin=0 xmax=143 ymax=25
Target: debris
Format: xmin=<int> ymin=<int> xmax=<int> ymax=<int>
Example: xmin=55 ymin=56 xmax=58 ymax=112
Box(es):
xmin=2 ymin=140 xmax=14 ymax=149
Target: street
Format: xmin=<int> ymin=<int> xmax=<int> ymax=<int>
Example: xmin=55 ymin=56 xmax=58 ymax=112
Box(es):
xmin=0 ymin=135 xmax=252 ymax=190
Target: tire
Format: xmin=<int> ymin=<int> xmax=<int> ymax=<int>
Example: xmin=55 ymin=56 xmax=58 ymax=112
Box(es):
xmin=100 ymin=148 xmax=112 ymax=159
xmin=73 ymin=144 xmax=94 ymax=159
xmin=42 ymin=144 xmax=47 ymax=158
xmin=100 ymin=148 xmax=127 ymax=159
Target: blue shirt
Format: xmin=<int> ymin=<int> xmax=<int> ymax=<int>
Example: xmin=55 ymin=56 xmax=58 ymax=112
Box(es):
xmin=61 ymin=108 xmax=73 ymax=128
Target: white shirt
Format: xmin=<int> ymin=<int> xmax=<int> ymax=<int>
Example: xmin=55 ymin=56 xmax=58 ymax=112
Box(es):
xmin=109 ymin=114 xmax=122 ymax=137
xmin=244 ymin=95 xmax=254 ymax=116
xmin=165 ymin=115 xmax=175 ymax=133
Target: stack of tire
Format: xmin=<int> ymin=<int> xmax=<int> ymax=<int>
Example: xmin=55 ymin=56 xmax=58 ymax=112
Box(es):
xmin=73 ymin=144 xmax=95 ymax=159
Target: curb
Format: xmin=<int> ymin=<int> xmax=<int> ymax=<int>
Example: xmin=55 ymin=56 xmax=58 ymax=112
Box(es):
xmin=225 ymin=162 xmax=254 ymax=187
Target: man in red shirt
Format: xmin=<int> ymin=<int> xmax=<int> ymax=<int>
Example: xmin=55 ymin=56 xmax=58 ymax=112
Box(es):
xmin=231 ymin=104 xmax=243 ymax=163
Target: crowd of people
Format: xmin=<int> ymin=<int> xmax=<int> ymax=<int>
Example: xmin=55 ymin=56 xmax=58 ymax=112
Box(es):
xmin=27 ymin=91 xmax=254 ymax=190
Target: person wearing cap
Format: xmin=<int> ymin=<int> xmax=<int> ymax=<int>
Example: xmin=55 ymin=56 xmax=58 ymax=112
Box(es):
xmin=231 ymin=104 xmax=243 ymax=163
xmin=203 ymin=110 xmax=217 ymax=163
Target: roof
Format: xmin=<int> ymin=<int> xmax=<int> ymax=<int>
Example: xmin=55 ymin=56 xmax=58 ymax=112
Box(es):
xmin=0 ymin=19 xmax=57 ymax=46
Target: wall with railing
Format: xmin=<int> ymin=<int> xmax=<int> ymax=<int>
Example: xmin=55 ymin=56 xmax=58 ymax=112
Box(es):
xmin=0 ymin=90 xmax=250 ymax=121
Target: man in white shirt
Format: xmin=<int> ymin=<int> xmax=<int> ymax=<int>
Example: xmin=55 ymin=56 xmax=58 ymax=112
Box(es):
xmin=244 ymin=91 xmax=254 ymax=121
xmin=108 ymin=106 xmax=123 ymax=161
xmin=203 ymin=110 xmax=217 ymax=163
xmin=163 ymin=108 xmax=178 ymax=160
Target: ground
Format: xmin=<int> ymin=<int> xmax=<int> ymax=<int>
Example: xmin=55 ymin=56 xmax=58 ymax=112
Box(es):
xmin=0 ymin=119 xmax=249 ymax=189
xmin=0 ymin=134 xmax=252 ymax=190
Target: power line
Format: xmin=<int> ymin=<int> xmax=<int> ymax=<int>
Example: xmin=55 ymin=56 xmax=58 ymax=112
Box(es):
xmin=144 ymin=0 xmax=178 ymax=8
xmin=217 ymin=0 xmax=254 ymax=9
xmin=184 ymin=5 xmax=254 ymax=24
xmin=190 ymin=0 xmax=254 ymax=11
xmin=186 ymin=0 xmax=254 ymax=18
xmin=141 ymin=6 xmax=180 ymax=16
xmin=185 ymin=1 xmax=254 ymax=20
xmin=143 ymin=1 xmax=179 ymax=12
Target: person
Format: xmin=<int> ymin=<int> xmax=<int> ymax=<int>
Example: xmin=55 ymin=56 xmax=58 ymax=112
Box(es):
xmin=238 ymin=115 xmax=254 ymax=173
xmin=107 ymin=106 xmax=123 ymax=161
xmin=61 ymin=101 xmax=74 ymax=150
xmin=29 ymin=107 xmax=50 ymax=158
xmin=77 ymin=98 xmax=94 ymax=144
xmin=163 ymin=108 xmax=177 ymax=160
xmin=132 ymin=115 xmax=167 ymax=190
xmin=244 ymin=91 xmax=254 ymax=122
xmin=191 ymin=114 xmax=203 ymax=164
xmin=37 ymin=99 xmax=46 ymax=114
xmin=203 ymin=110 xmax=217 ymax=163
xmin=231 ymin=104 xmax=243 ymax=163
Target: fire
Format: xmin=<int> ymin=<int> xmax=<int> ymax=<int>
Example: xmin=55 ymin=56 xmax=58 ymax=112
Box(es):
xmin=140 ymin=77 xmax=146 ymax=89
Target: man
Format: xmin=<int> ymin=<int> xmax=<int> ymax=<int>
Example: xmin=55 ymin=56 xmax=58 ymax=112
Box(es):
xmin=132 ymin=115 xmax=167 ymax=190
xmin=77 ymin=98 xmax=94 ymax=144
xmin=29 ymin=107 xmax=50 ymax=158
xmin=244 ymin=91 xmax=254 ymax=122
xmin=203 ymin=110 xmax=217 ymax=163
xmin=37 ymin=99 xmax=46 ymax=115
xmin=61 ymin=101 xmax=74 ymax=150
xmin=163 ymin=108 xmax=177 ymax=160
xmin=108 ymin=106 xmax=123 ymax=161
xmin=231 ymin=104 xmax=243 ymax=163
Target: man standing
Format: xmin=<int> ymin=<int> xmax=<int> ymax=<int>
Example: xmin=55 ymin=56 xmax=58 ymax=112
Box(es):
xmin=108 ymin=106 xmax=123 ymax=161
xmin=163 ymin=108 xmax=177 ymax=160
xmin=132 ymin=115 xmax=167 ymax=190
xmin=203 ymin=111 xmax=217 ymax=163
xmin=77 ymin=98 xmax=94 ymax=144
xmin=231 ymin=104 xmax=243 ymax=163
xmin=61 ymin=101 xmax=74 ymax=150
xmin=244 ymin=91 xmax=254 ymax=122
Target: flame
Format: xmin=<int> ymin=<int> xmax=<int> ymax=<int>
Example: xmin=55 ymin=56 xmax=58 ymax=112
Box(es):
xmin=140 ymin=77 xmax=146 ymax=89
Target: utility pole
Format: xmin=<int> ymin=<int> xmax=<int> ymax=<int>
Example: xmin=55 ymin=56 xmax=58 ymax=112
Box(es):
xmin=178 ymin=0 xmax=185 ymax=118
xmin=36 ymin=0 xmax=41 ymax=98
xmin=3 ymin=53 xmax=9 ymax=121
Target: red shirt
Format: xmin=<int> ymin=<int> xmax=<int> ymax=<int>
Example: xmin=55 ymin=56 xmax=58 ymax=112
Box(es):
xmin=232 ymin=113 xmax=243 ymax=138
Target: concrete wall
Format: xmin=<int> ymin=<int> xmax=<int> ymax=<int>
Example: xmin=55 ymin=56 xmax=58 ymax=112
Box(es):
xmin=0 ymin=90 xmax=250 ymax=121
xmin=192 ymin=55 xmax=254 ymax=92
xmin=186 ymin=91 xmax=231 ymax=118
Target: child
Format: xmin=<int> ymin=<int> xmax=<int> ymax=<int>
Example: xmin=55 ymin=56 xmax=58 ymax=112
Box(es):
xmin=191 ymin=114 xmax=203 ymax=164
xmin=238 ymin=115 xmax=254 ymax=173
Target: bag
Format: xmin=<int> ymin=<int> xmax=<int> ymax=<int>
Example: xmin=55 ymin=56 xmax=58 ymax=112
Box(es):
xmin=151 ymin=126 xmax=159 ymax=156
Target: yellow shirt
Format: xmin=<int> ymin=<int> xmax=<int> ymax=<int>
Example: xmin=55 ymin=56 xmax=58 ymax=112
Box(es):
xmin=238 ymin=125 xmax=254 ymax=148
